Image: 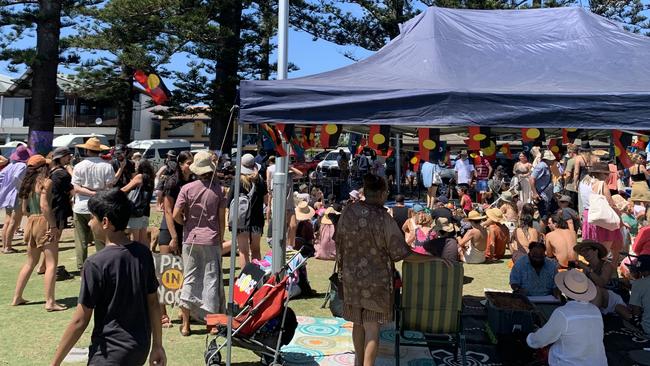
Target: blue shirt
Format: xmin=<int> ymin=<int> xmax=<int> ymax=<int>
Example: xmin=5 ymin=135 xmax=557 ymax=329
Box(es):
xmin=510 ymin=256 xmax=558 ymax=296
xmin=531 ymin=161 xmax=552 ymax=199
xmin=421 ymin=161 xmax=438 ymax=188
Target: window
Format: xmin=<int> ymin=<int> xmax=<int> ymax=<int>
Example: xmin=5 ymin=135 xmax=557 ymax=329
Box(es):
xmin=132 ymin=148 xmax=154 ymax=159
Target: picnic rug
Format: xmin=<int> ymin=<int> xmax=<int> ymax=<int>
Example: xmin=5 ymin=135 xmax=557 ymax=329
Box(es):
xmin=282 ymin=297 xmax=650 ymax=366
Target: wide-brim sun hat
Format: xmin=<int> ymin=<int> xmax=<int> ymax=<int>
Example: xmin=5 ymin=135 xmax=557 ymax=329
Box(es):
xmin=321 ymin=206 xmax=341 ymax=225
xmin=435 ymin=217 xmax=456 ymax=233
xmin=76 ymin=137 xmax=109 ymax=152
xmin=500 ymin=191 xmax=513 ymax=203
xmin=486 ymin=208 xmax=505 ymax=224
xmin=574 ymin=240 xmax=608 ymax=260
xmin=467 ymin=210 xmax=485 ymax=221
xmin=554 ymin=269 xmax=597 ymax=302
xmin=190 ymin=150 xmax=216 ymax=175
xmin=240 ymin=153 xmax=260 ymax=175
xmin=10 ymin=145 xmax=33 ymax=162
xmin=542 ymin=150 xmax=556 ymax=161
xmin=295 ymin=201 xmax=315 ymax=221
xmin=611 ymin=194 xmax=628 ymax=211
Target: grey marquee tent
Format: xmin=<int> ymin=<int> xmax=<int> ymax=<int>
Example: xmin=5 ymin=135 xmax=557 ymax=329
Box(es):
xmin=240 ymin=6 xmax=650 ymax=129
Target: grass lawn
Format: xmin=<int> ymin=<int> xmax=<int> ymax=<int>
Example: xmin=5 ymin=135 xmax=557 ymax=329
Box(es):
xmin=0 ymin=210 xmax=512 ymax=365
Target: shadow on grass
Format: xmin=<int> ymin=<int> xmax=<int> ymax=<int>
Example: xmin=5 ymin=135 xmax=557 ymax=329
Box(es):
xmin=58 ymin=246 xmax=75 ymax=252
xmin=463 ymin=276 xmax=474 ymax=285
xmin=18 ymin=296 xmax=78 ymax=308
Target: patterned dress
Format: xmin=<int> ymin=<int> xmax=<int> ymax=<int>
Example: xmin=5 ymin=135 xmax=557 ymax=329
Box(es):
xmin=335 ymin=201 xmax=411 ymax=323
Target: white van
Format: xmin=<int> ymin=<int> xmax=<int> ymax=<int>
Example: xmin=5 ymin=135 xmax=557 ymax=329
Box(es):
xmin=0 ymin=141 xmax=27 ymax=158
xmin=52 ymin=134 xmax=111 ymax=158
xmin=128 ymin=139 xmax=191 ymax=170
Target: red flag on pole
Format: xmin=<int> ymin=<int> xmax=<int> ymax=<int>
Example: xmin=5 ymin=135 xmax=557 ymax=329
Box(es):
xmin=368 ymin=125 xmax=391 ymax=154
xmin=612 ymin=130 xmax=634 ymax=168
xmin=134 ymin=70 xmax=170 ymax=105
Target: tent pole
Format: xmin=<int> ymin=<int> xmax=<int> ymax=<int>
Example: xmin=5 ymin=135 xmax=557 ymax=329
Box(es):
xmin=395 ymin=134 xmax=401 ymax=195
xmin=272 ymin=0 xmax=289 ymax=274
xmin=226 ymin=121 xmax=244 ymax=366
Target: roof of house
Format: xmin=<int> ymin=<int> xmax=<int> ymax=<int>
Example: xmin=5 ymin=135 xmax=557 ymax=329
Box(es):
xmin=0 ymin=74 xmax=15 ymax=94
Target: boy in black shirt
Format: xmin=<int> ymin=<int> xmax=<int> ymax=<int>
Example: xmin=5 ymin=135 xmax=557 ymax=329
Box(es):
xmin=52 ymin=189 xmax=165 ymax=366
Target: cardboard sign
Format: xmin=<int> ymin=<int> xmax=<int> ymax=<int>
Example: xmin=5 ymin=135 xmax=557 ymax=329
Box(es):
xmin=153 ymin=254 xmax=183 ymax=306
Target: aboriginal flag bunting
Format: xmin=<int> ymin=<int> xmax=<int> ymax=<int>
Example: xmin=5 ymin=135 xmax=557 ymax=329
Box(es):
xmin=466 ymin=127 xmax=491 ymax=151
xmin=319 ymin=124 xmax=342 ymax=148
xmin=261 ymin=123 xmax=287 ymax=157
xmin=499 ymin=144 xmax=513 ymax=159
xmin=419 ymin=128 xmax=440 ymax=162
xmin=562 ymin=128 xmax=581 ymax=144
xmin=301 ymin=127 xmax=316 ymax=149
xmin=613 ymin=130 xmax=634 ymax=168
xmin=522 ymin=128 xmax=545 ymax=144
xmin=134 ymin=70 xmax=170 ymax=105
xmin=368 ymin=125 xmax=391 ymax=154
xmin=548 ymin=138 xmax=562 ymax=160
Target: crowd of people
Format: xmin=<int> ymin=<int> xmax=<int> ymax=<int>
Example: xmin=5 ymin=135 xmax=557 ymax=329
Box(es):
xmin=4 ymin=135 xmax=650 ymax=365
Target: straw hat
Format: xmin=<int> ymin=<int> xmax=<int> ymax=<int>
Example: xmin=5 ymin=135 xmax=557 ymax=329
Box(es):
xmin=321 ymin=206 xmax=341 ymax=225
xmin=593 ymin=149 xmax=609 ymax=157
xmin=574 ymin=240 xmax=608 ymax=260
xmin=542 ymin=150 xmax=556 ymax=161
xmin=295 ymin=201 xmax=315 ymax=221
xmin=240 ymin=153 xmax=260 ymax=175
xmin=611 ymin=194 xmax=628 ymax=211
xmin=76 ymin=137 xmax=109 ymax=152
xmin=10 ymin=145 xmax=33 ymax=162
xmin=467 ymin=210 xmax=485 ymax=221
xmin=485 ymin=208 xmax=505 ymax=224
xmin=588 ymin=161 xmax=610 ymax=174
xmin=190 ymin=150 xmax=216 ymax=176
xmin=435 ymin=217 xmax=456 ymax=233
xmin=554 ymin=270 xmax=597 ymax=302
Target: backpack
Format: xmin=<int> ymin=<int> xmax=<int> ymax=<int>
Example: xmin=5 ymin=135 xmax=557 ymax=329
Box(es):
xmin=229 ymin=182 xmax=256 ymax=228
xmin=127 ymin=185 xmax=152 ymax=217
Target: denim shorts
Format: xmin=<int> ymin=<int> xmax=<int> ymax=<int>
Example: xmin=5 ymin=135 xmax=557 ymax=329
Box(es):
xmin=477 ymin=179 xmax=489 ymax=192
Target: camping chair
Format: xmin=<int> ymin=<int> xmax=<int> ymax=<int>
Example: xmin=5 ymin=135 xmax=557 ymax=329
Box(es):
xmin=394 ymin=261 xmax=467 ymax=366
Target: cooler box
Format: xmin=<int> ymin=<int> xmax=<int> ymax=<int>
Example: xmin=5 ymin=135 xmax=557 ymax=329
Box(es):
xmin=485 ymin=292 xmax=536 ymax=334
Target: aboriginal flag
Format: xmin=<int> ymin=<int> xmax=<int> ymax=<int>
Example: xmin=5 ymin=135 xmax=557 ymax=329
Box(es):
xmin=547 ymin=138 xmax=562 ymax=160
xmin=499 ymin=144 xmax=513 ymax=159
xmin=613 ymin=130 xmax=634 ymax=168
xmin=522 ymin=128 xmax=545 ymax=144
xmin=319 ymin=124 xmax=342 ymax=148
xmin=368 ymin=125 xmax=391 ymax=154
xmin=261 ymin=123 xmax=287 ymax=157
xmin=562 ymin=128 xmax=581 ymax=144
xmin=466 ymin=127 xmax=491 ymax=151
xmin=301 ymin=127 xmax=316 ymax=149
xmin=134 ymin=70 xmax=170 ymax=105
xmin=418 ymin=128 xmax=441 ymax=162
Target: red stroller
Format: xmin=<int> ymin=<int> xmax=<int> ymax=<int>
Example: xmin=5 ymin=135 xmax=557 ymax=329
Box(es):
xmin=204 ymin=251 xmax=308 ymax=365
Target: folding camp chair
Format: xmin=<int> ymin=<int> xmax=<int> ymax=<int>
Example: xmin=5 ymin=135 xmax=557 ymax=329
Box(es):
xmin=394 ymin=261 xmax=467 ymax=366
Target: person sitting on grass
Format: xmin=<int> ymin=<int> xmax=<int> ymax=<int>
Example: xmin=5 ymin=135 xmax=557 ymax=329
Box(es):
xmin=510 ymin=241 xmax=560 ymax=298
xmin=51 ymin=189 xmax=165 ymax=366
xmin=526 ymin=270 xmax=607 ymax=366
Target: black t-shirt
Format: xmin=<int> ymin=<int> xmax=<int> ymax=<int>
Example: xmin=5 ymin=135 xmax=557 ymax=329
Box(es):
xmin=49 ymin=167 xmax=73 ymax=229
xmin=160 ymin=175 xmax=191 ymax=231
xmin=111 ymin=159 xmax=136 ymax=188
xmin=79 ymin=242 xmax=159 ymax=365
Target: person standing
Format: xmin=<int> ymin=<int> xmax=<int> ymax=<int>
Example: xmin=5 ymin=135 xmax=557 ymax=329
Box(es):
xmin=513 ymin=152 xmax=533 ymax=205
xmin=563 ymin=144 xmax=579 ymax=206
xmin=173 ymin=151 xmax=227 ymax=336
xmin=12 ymin=155 xmax=67 ymax=311
xmin=421 ymin=160 xmax=441 ymax=209
xmin=526 ymin=270 xmax=606 ymax=366
xmin=454 ymin=150 xmax=475 ymax=189
xmin=335 ymin=174 xmax=449 ymax=366
xmin=49 ymin=148 xmax=74 ymax=231
xmin=51 ymin=189 xmax=165 ymax=366
xmin=530 ymin=150 xmax=555 ymax=218
xmin=0 ymin=145 xmax=31 ymax=254
xmin=110 ymin=144 xmax=136 ymax=189
xmin=581 ymin=162 xmax=623 ymax=254
xmin=71 ymin=137 xmax=114 ymax=270
xmin=121 ymin=160 xmax=155 ymax=245
xmin=475 ymin=153 xmax=493 ymax=204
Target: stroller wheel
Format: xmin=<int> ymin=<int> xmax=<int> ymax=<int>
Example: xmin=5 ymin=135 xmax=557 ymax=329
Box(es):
xmin=204 ymin=338 xmax=222 ymax=365
xmin=261 ymin=354 xmax=283 ymax=365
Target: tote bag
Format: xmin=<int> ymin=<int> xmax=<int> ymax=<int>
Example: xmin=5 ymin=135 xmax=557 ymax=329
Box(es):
xmin=588 ymin=181 xmax=620 ymax=231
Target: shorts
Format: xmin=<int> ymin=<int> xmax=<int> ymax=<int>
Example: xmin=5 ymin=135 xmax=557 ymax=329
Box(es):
xmin=237 ymin=226 xmax=263 ymax=235
xmin=477 ymin=179 xmax=489 ymax=192
xmin=601 ymin=290 xmax=625 ymax=315
xmin=24 ymin=215 xmax=51 ymax=248
xmin=343 ymin=304 xmax=392 ymax=324
xmin=127 ymin=216 xmax=149 ymax=230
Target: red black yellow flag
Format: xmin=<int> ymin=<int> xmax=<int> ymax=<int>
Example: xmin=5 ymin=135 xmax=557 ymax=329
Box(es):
xmin=633 ymin=134 xmax=648 ymax=150
xmin=418 ymin=128 xmax=440 ymax=162
xmin=547 ymin=138 xmax=562 ymax=160
xmin=613 ymin=130 xmax=634 ymax=168
xmin=301 ymin=127 xmax=315 ymax=149
xmin=499 ymin=144 xmax=513 ymax=159
xmin=562 ymin=128 xmax=581 ymax=144
xmin=261 ymin=123 xmax=287 ymax=157
xmin=466 ymin=127 xmax=491 ymax=151
xmin=319 ymin=124 xmax=342 ymax=148
xmin=410 ymin=154 xmax=420 ymax=173
xmin=368 ymin=125 xmax=391 ymax=154
xmin=134 ymin=70 xmax=170 ymax=105
xmin=522 ymin=128 xmax=545 ymax=144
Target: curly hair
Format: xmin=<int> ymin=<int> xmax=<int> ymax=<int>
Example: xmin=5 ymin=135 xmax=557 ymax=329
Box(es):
xmin=18 ymin=164 xmax=48 ymax=200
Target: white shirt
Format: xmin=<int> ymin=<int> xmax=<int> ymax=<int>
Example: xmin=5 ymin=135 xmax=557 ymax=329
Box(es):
xmin=454 ymin=158 xmax=475 ymax=185
xmin=526 ymin=301 xmax=607 ymax=366
xmin=72 ymin=157 xmax=115 ymax=214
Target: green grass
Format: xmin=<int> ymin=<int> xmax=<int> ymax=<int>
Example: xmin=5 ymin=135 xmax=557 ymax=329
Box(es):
xmin=0 ymin=210 xmax=511 ymax=365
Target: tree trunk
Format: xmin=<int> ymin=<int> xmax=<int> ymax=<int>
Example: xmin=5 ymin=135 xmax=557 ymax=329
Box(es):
xmin=259 ymin=0 xmax=273 ymax=80
xmin=209 ymin=0 xmax=243 ymax=153
xmin=28 ymin=0 xmax=62 ymax=154
xmin=115 ymin=65 xmax=134 ymax=145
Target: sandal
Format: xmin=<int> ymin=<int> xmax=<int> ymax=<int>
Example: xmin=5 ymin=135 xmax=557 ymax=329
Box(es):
xmin=161 ymin=315 xmax=173 ymax=328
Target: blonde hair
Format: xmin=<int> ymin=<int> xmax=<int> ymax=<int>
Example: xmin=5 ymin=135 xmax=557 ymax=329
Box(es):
xmin=241 ymin=172 xmax=259 ymax=191
xmin=416 ymin=212 xmax=433 ymax=226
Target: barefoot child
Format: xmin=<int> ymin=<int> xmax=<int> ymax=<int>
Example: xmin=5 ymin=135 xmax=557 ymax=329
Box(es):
xmin=51 ymin=189 xmax=166 ymax=366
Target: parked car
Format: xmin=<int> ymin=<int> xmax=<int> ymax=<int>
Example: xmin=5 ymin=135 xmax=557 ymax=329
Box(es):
xmin=291 ymin=154 xmax=321 ymax=176
xmin=128 ymin=139 xmax=191 ymax=170
xmin=316 ymin=148 xmax=350 ymax=177
xmin=0 ymin=141 xmax=27 ymax=158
